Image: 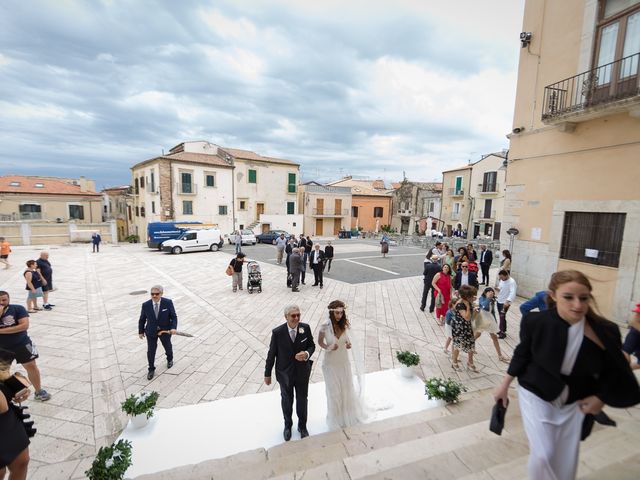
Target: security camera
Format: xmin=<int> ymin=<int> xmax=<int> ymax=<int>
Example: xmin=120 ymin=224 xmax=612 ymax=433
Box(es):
xmin=512 ymin=127 xmax=525 ymax=134
xmin=520 ymin=32 xmax=532 ymax=48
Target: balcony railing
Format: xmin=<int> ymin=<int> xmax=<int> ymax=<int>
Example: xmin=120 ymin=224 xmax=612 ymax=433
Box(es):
xmin=20 ymin=212 xmax=43 ymax=220
xmin=451 ymin=212 xmax=461 ymax=220
xmin=477 ymin=183 xmax=499 ymax=194
xmin=476 ymin=209 xmax=496 ymax=220
xmin=448 ymin=188 xmax=464 ymax=197
xmin=542 ymin=52 xmax=640 ymax=121
xmin=176 ymin=183 xmax=197 ymax=195
xmin=312 ymin=208 xmax=349 ymax=216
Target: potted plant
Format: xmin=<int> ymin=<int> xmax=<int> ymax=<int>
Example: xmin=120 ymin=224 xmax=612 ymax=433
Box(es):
xmin=396 ymin=350 xmax=420 ymax=377
xmin=424 ymin=377 xmax=467 ymax=404
xmin=85 ymin=439 xmax=132 ymax=480
xmin=125 ymin=234 xmax=139 ymax=243
xmin=121 ymin=391 xmax=159 ymax=428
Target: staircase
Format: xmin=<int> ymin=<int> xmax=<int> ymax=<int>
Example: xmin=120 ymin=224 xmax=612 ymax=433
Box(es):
xmin=134 ymin=389 xmax=640 ymax=479
xmin=247 ymin=221 xmax=261 ymax=231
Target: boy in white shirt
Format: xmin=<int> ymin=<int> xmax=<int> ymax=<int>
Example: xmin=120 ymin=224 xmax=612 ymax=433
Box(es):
xmin=496 ymin=269 xmax=517 ymax=338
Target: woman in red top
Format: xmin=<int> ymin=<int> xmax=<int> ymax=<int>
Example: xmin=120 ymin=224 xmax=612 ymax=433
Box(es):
xmin=432 ymin=264 xmax=453 ymax=326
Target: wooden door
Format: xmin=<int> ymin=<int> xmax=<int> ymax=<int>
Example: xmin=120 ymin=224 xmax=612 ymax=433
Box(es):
xmin=334 ymin=199 xmax=342 ymax=216
xmin=262 ymin=223 xmax=270 ymax=234
xmin=333 ymin=218 xmax=341 ymax=235
xmin=316 ymin=198 xmax=324 ymax=215
xmin=315 ymin=218 xmax=323 ymax=235
xmin=256 ymin=203 xmax=264 ymax=221
xmin=493 ymin=222 xmax=501 ymax=241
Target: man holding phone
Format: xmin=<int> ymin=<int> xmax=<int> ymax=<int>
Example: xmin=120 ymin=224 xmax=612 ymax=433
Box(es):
xmin=0 ymin=291 xmax=51 ymax=401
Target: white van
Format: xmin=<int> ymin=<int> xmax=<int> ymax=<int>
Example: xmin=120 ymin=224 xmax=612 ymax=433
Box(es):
xmin=162 ymin=229 xmax=223 ymax=254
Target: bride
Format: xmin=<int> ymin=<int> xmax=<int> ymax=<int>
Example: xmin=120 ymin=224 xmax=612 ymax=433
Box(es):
xmin=318 ymin=300 xmax=367 ymax=429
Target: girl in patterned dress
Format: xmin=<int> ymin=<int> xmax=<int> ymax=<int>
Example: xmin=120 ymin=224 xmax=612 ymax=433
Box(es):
xmin=451 ymin=285 xmax=478 ymax=372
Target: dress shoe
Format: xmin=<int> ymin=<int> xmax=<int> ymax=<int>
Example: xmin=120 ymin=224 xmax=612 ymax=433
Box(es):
xmin=167 ymin=360 xmax=174 ymax=369
xmin=292 ymin=288 xmax=299 ymax=292
xmin=420 ymin=307 xmax=425 ymax=312
xmin=320 ymin=285 xmax=323 ymax=289
xmin=298 ymin=426 xmax=309 ymax=438
xmin=283 ymin=427 xmax=292 ymax=441
xmin=147 ymin=370 xmax=155 ymax=380
xmin=497 ymin=333 xmax=506 ymax=339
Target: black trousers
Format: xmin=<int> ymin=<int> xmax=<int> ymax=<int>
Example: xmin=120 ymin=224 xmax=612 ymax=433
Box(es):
xmin=312 ymin=264 xmax=323 ymax=285
xmin=480 ymin=263 xmax=491 ymax=284
xmin=279 ymin=380 xmax=308 ymax=428
xmin=146 ymin=333 xmax=173 ymax=370
xmin=497 ymin=302 xmax=510 ymax=334
xmin=421 ymin=282 xmax=436 ymax=311
xmin=323 ymin=258 xmax=333 ymax=272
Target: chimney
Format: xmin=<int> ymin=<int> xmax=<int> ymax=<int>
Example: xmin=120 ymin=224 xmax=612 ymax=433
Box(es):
xmin=372 ymin=179 xmax=385 ymax=189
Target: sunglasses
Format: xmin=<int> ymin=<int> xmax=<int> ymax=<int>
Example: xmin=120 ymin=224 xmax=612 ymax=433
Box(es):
xmin=150 ymin=292 xmax=161 ymax=296
xmin=289 ymin=313 xmax=301 ymax=318
xmin=462 ymin=265 xmax=469 ymax=268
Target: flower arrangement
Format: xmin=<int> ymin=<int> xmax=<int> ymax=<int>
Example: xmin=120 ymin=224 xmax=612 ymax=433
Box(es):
xmin=396 ymin=350 xmax=420 ymax=367
xmin=121 ymin=391 xmax=159 ymax=419
xmin=85 ymin=439 xmax=132 ymax=480
xmin=424 ymin=377 xmax=467 ymax=403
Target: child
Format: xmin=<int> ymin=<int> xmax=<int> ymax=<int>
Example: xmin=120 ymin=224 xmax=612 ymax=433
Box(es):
xmin=443 ymin=298 xmax=457 ymax=354
xmin=476 ymin=287 xmax=509 ymax=363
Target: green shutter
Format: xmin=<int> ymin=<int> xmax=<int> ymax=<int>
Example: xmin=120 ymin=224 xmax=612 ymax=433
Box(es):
xmin=248 ymin=169 xmax=257 ymax=183
xmin=287 ymin=202 xmax=295 ymax=214
xmin=288 ymin=173 xmax=296 ymax=193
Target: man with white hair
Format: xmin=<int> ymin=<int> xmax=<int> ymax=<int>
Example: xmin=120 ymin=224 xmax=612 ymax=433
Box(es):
xmin=265 ymin=305 xmax=316 ymax=441
xmin=138 ymin=285 xmax=178 ymax=380
xmin=36 ymin=251 xmax=55 ymax=310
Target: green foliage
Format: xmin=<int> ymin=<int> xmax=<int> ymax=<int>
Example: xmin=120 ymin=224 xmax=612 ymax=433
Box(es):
xmin=381 ymin=224 xmax=393 ymax=233
xmin=424 ymin=377 xmax=467 ymax=403
xmin=396 ymin=350 xmax=420 ymax=367
xmin=121 ymin=391 xmax=159 ymax=419
xmin=125 ymin=234 xmax=139 ymax=243
xmin=85 ymin=439 xmax=132 ymax=480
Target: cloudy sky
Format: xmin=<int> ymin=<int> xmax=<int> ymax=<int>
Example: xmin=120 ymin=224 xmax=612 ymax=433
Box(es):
xmin=0 ymin=0 xmax=525 ymax=189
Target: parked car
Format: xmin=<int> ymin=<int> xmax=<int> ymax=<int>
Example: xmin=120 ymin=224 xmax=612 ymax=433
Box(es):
xmin=256 ymin=230 xmax=290 ymax=244
xmin=224 ymin=229 xmax=257 ymax=245
xmin=162 ymin=229 xmax=223 ymax=254
xmin=147 ymin=221 xmax=203 ymax=249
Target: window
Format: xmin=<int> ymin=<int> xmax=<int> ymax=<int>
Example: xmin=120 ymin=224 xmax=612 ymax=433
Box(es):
xmin=140 ymin=176 xmax=145 ymax=188
xmin=19 ymin=204 xmax=41 ymax=219
xmin=140 ymin=206 xmax=145 ymax=217
xmin=135 ymin=206 xmax=139 ymax=217
xmin=219 ymin=205 xmax=228 ymax=215
xmin=205 ymin=174 xmax=215 ymax=187
xmin=248 ymin=169 xmax=257 ymax=183
xmin=134 ymin=178 xmax=139 ymax=194
xmin=103 ymin=205 xmax=108 ymax=214
xmin=352 ymin=206 xmax=359 ymax=218
xmin=288 ymin=173 xmax=296 ymax=193
xmin=287 ymin=202 xmax=295 ymax=215
xmin=150 ymin=172 xmax=155 ymax=192
xmin=128 ymin=206 xmax=132 ymax=221
xmin=35 ymin=183 xmax=44 ymax=188
xmin=151 ymin=201 xmax=155 ymax=214
xmin=428 ymin=201 xmax=435 ymax=214
xmin=183 ymin=232 xmax=197 ymax=240
xmin=9 ymin=181 xmax=20 ymax=187
xmin=454 ymin=176 xmax=463 ymax=194
xmin=182 ymin=201 xmax=193 ymax=215
xmin=373 ymin=207 xmax=384 ymax=218
xmin=69 ymin=205 xmax=85 ymax=220
xmin=453 ymin=202 xmax=460 ymax=213
xmin=482 ymin=171 xmax=497 ymax=192
xmin=181 ymin=172 xmax=193 ymax=193
xmin=239 ymin=200 xmax=247 ymax=210
xmin=560 ymin=212 xmax=626 ymax=267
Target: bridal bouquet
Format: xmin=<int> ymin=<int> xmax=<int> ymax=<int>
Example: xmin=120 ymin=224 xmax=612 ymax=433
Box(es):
xmin=424 ymin=377 xmax=467 ymax=403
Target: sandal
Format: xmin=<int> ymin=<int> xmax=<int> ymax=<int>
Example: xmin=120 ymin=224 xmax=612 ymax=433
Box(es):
xmin=443 ymin=348 xmax=450 ymax=355
xmin=451 ymin=360 xmax=461 ymax=371
xmin=498 ymin=355 xmax=510 ymax=363
xmin=34 ymin=307 xmax=43 ymax=311
xmin=466 ymin=362 xmax=479 ymax=373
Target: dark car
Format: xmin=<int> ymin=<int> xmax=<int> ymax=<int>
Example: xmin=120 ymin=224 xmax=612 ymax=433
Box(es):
xmin=256 ymin=230 xmax=289 ymax=244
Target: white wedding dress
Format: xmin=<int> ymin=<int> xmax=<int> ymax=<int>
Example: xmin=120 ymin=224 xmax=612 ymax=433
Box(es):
xmin=321 ymin=327 xmax=368 ymax=430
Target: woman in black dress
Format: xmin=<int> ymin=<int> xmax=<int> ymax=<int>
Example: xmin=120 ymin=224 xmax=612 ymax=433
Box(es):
xmin=494 ymin=270 xmax=640 ymax=479
xmin=0 ymin=365 xmax=32 ymax=480
xmin=451 ymin=285 xmax=478 ymax=372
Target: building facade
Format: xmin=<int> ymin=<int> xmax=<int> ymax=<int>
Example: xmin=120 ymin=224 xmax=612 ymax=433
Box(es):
xmin=441 ymin=166 xmax=472 ymax=236
xmin=0 ymin=175 xmax=103 ymax=223
xmin=504 ymin=0 xmax=640 ymax=319
xmin=468 ymin=153 xmax=507 ymax=240
xmin=130 ymin=142 xmax=300 ymax=237
xmin=326 ymin=177 xmax=392 ymax=232
xmin=390 ymin=180 xmax=443 ymax=235
xmin=102 ymin=186 xmax=134 ymax=241
xmin=298 ymin=182 xmax=352 ymax=236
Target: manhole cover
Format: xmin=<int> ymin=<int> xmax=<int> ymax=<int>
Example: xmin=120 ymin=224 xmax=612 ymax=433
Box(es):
xmin=129 ymin=290 xmax=147 ymax=295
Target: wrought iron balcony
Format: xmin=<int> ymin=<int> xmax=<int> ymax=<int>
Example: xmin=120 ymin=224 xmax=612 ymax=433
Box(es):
xmin=448 ymin=188 xmax=464 ymax=197
xmin=311 ymin=208 xmax=349 ymax=217
xmin=176 ymin=183 xmax=197 ymax=195
xmin=476 ymin=209 xmax=496 ymax=220
xmin=477 ymin=183 xmax=499 ymax=194
xmin=542 ymin=52 xmax=640 ymax=123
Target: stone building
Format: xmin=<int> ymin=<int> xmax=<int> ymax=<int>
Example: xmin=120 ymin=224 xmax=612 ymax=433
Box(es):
xmin=441 ymin=165 xmax=473 ymax=237
xmin=102 ymin=186 xmax=134 ymax=241
xmin=390 ymin=180 xmax=443 ymax=235
xmin=468 ymin=152 xmax=507 ymax=240
xmin=326 ymin=177 xmax=393 ymax=232
xmin=298 ymin=182 xmax=352 ymax=236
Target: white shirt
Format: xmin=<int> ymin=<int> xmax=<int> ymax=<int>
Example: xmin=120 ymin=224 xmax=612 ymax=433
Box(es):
xmin=460 ymin=272 xmax=469 ymax=286
xmin=497 ymin=277 xmax=517 ymax=303
xmin=288 ymin=325 xmax=310 ymax=360
xmin=313 ymin=251 xmax=320 ymax=264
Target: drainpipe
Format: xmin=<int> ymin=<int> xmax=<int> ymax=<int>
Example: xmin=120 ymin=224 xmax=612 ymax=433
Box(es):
xmin=231 ymin=165 xmax=236 ymax=232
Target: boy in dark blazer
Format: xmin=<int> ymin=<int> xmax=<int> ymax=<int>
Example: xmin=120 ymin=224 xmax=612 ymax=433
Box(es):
xmin=138 ymin=285 xmax=178 ymax=380
xmin=264 ymin=305 xmax=316 ymax=441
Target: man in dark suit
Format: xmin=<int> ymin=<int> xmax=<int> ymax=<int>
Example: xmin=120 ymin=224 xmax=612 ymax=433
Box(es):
xmin=309 ymin=244 xmax=325 ymax=288
xmin=420 ymin=250 xmax=440 ymax=312
xmin=138 ymin=285 xmax=178 ymax=380
xmin=265 ymin=305 xmax=316 ymax=441
xmin=454 ymin=262 xmax=479 ymax=291
xmin=479 ymin=244 xmax=493 ymax=285
xmin=323 ymin=241 xmax=334 ymax=272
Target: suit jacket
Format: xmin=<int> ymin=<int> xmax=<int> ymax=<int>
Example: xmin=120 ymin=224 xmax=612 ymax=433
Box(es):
xmin=309 ymin=249 xmax=325 ymax=267
xmin=454 ymin=271 xmax=479 ymax=290
xmin=508 ymin=309 xmax=640 ymax=408
xmin=423 ymin=260 xmax=440 ymax=285
xmin=265 ymin=322 xmax=316 ymax=387
xmin=290 ymin=253 xmax=303 ymax=274
xmin=324 ymin=245 xmax=334 ymax=258
xmin=479 ymin=249 xmax=493 ymax=265
xmin=138 ymin=297 xmax=178 ymax=335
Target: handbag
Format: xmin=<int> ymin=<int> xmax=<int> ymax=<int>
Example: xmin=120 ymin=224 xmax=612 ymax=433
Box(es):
xmin=225 ymin=264 xmax=234 ymax=276
xmin=489 ymin=399 xmax=507 ymax=435
xmin=435 ymin=292 xmax=444 ymax=308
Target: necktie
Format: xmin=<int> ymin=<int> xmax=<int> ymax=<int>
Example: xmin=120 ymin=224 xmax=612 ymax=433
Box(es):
xmin=154 ymin=303 xmax=159 ymax=318
xmin=289 ymin=329 xmax=296 ymax=343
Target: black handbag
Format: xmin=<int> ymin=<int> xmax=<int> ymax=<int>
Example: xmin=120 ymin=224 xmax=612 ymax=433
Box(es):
xmin=489 ymin=399 xmax=507 ymax=435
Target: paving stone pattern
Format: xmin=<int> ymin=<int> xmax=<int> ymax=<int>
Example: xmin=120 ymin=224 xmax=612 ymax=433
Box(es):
xmin=0 ymin=243 xmax=526 ymax=479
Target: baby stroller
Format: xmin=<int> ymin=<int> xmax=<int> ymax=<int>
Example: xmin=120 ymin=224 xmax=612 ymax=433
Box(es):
xmin=246 ymin=261 xmax=262 ymax=294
